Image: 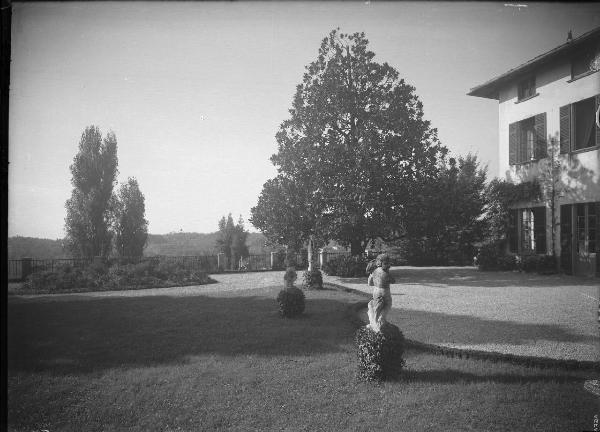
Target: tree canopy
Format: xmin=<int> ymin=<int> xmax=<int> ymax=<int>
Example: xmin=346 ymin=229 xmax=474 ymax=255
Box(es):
xmin=260 ymin=29 xmax=446 ymax=255
xmin=64 ymin=126 xmax=118 ymax=258
xmin=113 ymin=177 xmax=148 ymax=257
xmin=404 ymin=154 xmax=488 ymax=264
xmin=216 ymin=214 xmax=249 ymax=269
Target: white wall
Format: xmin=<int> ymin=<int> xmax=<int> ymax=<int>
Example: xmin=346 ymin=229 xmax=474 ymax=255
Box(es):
xmin=497 ymin=59 xmax=600 ymax=255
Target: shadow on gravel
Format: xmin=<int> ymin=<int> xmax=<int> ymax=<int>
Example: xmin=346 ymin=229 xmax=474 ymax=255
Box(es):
xmin=7 ymin=292 xmax=356 ymax=374
xmin=387 ymin=308 xmax=598 ymax=346
xmin=338 ymin=266 xmax=599 ymax=288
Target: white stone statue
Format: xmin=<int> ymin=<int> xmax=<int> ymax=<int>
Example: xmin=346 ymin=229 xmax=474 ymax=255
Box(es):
xmin=367 ymin=254 xmax=395 ymax=332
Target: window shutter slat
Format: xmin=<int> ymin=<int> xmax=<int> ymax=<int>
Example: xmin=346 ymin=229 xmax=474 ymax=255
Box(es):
xmin=594 ymin=95 xmax=600 ymax=147
xmin=595 ymin=202 xmax=600 ymax=277
xmin=509 ymin=122 xmax=517 ymax=165
xmin=534 ymin=113 xmax=547 ymax=159
xmin=534 ymin=207 xmax=547 ymax=254
xmin=560 ymin=105 xmax=571 ymax=154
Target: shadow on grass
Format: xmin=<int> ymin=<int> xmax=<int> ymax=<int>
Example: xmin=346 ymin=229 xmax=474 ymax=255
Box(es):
xmin=387 ymin=308 xmax=598 ymax=346
xmin=7 ymin=293 xmax=357 ymax=374
xmin=338 ymin=267 xmax=599 ymax=288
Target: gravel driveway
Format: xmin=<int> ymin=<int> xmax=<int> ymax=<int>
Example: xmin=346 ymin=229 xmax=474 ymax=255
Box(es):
xmin=324 ymin=266 xmax=599 ymax=362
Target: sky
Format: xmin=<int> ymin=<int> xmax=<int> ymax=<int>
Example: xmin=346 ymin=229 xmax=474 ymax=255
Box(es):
xmin=8 ymin=1 xmax=600 ymax=239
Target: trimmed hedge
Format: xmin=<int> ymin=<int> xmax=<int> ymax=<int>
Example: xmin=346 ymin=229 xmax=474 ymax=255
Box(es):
xmin=276 ymin=287 xmax=306 ymax=318
xmin=355 ymin=323 xmax=406 ymax=381
xmin=322 ymin=255 xmax=368 ymax=277
xmin=519 ymin=254 xmax=558 ymax=274
xmin=302 ymin=269 xmax=323 ymax=290
xmin=23 ymin=258 xmax=212 ymax=293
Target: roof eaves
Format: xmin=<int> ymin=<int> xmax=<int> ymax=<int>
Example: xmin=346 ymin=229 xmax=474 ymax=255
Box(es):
xmin=467 ymin=26 xmax=600 ymax=100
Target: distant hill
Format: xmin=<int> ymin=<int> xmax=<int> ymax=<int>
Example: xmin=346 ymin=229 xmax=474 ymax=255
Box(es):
xmin=7 ymin=236 xmax=68 ymax=259
xmin=8 ymin=232 xmax=276 ymax=259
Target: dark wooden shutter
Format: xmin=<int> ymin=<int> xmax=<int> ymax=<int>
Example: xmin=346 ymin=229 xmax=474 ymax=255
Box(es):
xmin=534 ymin=113 xmax=547 ymax=159
xmin=560 ymin=204 xmax=572 ymax=274
xmin=534 ymin=206 xmax=547 ymax=254
xmin=509 ymin=122 xmax=517 ymax=165
xmin=560 ymin=104 xmax=571 ymax=154
xmin=595 ymin=95 xmax=600 ymax=147
xmin=596 ymin=202 xmax=600 ymax=277
xmin=508 ymin=208 xmax=519 ymax=253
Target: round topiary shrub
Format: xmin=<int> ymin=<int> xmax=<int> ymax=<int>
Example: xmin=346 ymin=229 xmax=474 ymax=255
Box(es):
xmin=276 ymin=286 xmax=305 ymax=318
xmin=355 ymin=323 xmax=406 ymax=381
xmin=302 ymin=269 xmax=323 ymax=290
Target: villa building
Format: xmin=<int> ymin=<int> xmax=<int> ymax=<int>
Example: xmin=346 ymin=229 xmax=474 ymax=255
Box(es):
xmin=468 ymin=27 xmax=600 ymax=277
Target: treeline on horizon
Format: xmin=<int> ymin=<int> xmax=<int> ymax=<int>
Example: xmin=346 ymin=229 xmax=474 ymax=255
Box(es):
xmin=7 ymin=232 xmax=275 ymax=260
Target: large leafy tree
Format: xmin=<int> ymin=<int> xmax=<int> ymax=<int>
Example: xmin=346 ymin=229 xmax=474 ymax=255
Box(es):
xmin=270 ymin=29 xmax=446 ymax=255
xmin=64 ymin=126 xmax=118 ymax=258
xmin=113 ymin=177 xmax=148 ymax=257
xmin=250 ymin=174 xmax=326 ymax=269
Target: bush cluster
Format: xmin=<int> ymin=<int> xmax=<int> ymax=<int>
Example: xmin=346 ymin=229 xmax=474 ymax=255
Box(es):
xmin=321 ymin=255 xmax=368 ymax=277
xmin=475 ymin=243 xmax=517 ymax=271
xmin=276 ymin=286 xmax=305 ymax=318
xmin=24 ymin=258 xmax=211 ymax=293
xmin=302 ymin=269 xmax=323 ymax=290
xmin=519 ymin=254 xmax=558 ymax=274
xmin=355 ymin=323 xmax=406 ymax=381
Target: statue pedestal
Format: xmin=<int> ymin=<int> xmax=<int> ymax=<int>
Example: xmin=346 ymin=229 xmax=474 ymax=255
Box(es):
xmin=355 ymin=323 xmax=405 ymax=381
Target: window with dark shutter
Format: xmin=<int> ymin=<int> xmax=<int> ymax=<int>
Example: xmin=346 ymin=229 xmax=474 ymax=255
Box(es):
xmin=534 ymin=113 xmax=547 ymax=159
xmin=509 ymin=122 xmax=517 ymax=165
xmin=573 ymin=97 xmax=596 ymax=150
xmin=596 ymin=95 xmax=600 ymax=147
xmin=560 ymin=105 xmax=571 ymax=154
xmin=518 ymin=76 xmax=536 ymax=101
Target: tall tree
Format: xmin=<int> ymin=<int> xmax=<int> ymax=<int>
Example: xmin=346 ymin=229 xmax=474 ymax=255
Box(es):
xmin=216 ymin=214 xmax=249 ymax=269
xmin=64 ymin=126 xmax=118 ymax=258
xmin=270 ymin=29 xmax=446 ymax=255
xmin=113 ymin=177 xmax=148 ymax=257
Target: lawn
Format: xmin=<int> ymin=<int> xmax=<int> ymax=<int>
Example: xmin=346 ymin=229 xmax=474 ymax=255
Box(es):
xmin=7 ymin=284 xmax=599 ymax=432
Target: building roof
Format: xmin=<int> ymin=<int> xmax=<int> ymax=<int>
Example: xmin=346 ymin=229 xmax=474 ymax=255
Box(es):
xmin=467 ymin=26 xmax=600 ymax=100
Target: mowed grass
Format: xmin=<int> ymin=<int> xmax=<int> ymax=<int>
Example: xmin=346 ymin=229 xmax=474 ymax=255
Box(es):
xmin=7 ymin=286 xmax=599 ymax=432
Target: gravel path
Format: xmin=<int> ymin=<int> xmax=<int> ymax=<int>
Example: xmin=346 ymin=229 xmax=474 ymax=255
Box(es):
xmin=324 ymin=266 xmax=599 ymax=362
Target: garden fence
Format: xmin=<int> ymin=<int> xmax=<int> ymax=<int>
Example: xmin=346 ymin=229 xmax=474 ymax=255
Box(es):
xmin=7 ymin=250 xmax=375 ymax=282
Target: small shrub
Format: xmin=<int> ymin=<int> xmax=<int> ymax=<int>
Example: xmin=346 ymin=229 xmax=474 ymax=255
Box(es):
xmin=355 ymin=323 xmax=405 ymax=381
xmin=476 ymin=243 xmax=517 ymax=271
xmin=276 ymin=286 xmax=305 ymax=318
xmin=536 ymin=255 xmax=558 ymax=274
xmin=302 ymin=269 xmax=323 ymax=290
xmin=322 ymin=255 xmax=368 ymax=277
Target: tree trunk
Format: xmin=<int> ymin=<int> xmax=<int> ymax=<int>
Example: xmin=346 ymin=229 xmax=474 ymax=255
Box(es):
xmin=307 ymin=235 xmax=317 ymax=272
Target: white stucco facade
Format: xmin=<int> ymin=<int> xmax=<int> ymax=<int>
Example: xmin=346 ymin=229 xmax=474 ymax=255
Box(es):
xmin=469 ymin=28 xmax=600 ymax=276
